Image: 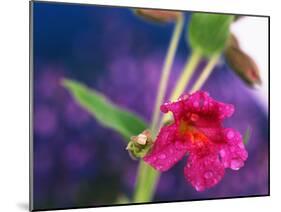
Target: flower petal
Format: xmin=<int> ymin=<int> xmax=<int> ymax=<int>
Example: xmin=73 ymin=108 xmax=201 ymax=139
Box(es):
xmin=143 ymin=124 xmax=188 ymax=172
xmin=161 ymin=91 xmax=234 ymax=124
xmin=219 ymin=128 xmax=248 ymax=170
xmin=184 ymin=153 xmax=225 ymax=191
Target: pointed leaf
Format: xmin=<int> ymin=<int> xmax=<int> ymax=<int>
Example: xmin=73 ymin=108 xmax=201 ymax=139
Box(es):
xmin=62 ymin=79 xmax=148 ymax=140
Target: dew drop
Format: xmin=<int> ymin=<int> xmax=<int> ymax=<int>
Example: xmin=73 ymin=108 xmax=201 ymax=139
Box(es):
xmin=230 ymin=159 xmax=242 ymax=170
xmin=204 ymin=159 xmax=210 ymax=165
xmin=238 ymin=142 xmax=244 ymax=149
xmin=221 ymin=159 xmax=227 ymax=166
xmin=193 ymin=101 xmax=199 ymax=108
xmin=227 ymin=130 xmax=234 ymax=139
xmin=159 ymin=153 xmax=167 ymax=159
xmin=204 ymin=171 xmax=213 ymax=179
xmin=157 ymin=165 xmax=163 ymax=171
xmin=212 ymin=178 xmax=218 ymax=184
xmin=220 ymin=149 xmax=226 ymax=157
xmin=195 ymin=184 xmax=204 ymax=191
xmin=182 ymin=94 xmax=189 ymax=100
xmin=190 ymin=113 xmax=199 ymax=122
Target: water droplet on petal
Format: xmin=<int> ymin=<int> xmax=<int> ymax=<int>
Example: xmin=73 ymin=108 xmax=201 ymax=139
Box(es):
xmin=220 ymin=149 xmax=226 ymax=157
xmin=182 ymin=94 xmax=189 ymax=100
xmin=190 ymin=113 xmax=199 ymax=122
xmin=227 ymin=130 xmax=235 ymax=139
xmin=204 ymin=160 xmax=210 ymax=165
xmin=151 ymin=156 xmax=157 ymax=162
xmin=230 ymin=159 xmax=242 ymax=170
xmin=193 ymin=101 xmax=199 ymax=108
xmin=223 ymin=161 xmax=229 ymax=167
xmin=159 ymin=153 xmax=167 ymax=159
xmin=204 ymin=171 xmax=213 ymax=179
xmin=212 ymin=178 xmax=218 ymax=184
xmin=238 ymin=142 xmax=245 ymax=149
xmin=195 ymin=184 xmax=204 ymax=191
xmin=157 ymin=165 xmax=163 ymax=171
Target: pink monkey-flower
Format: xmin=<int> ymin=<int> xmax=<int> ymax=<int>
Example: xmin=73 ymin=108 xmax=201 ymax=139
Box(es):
xmin=144 ymin=91 xmax=248 ymax=191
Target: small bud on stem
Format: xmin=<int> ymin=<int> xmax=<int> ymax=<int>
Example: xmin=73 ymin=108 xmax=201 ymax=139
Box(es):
xmin=126 ymin=130 xmax=154 ymax=159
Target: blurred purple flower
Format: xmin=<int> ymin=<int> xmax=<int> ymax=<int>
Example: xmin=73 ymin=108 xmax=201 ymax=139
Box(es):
xmin=34 ymin=105 xmax=58 ymax=136
xmin=63 ymin=97 xmax=92 ymax=128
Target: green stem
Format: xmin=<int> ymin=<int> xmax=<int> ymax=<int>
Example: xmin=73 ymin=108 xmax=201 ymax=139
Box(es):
xmin=133 ymin=160 xmax=159 ymax=203
xmin=190 ymin=54 xmax=220 ymax=92
xmin=133 ymin=16 xmax=184 ymax=203
xmin=169 ymin=50 xmax=202 ymax=101
xmin=150 ymin=15 xmax=184 ymax=134
xmin=161 ymin=50 xmax=202 ymax=124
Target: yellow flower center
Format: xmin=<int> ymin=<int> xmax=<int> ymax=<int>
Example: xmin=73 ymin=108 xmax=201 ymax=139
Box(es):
xmin=179 ymin=119 xmax=208 ymax=145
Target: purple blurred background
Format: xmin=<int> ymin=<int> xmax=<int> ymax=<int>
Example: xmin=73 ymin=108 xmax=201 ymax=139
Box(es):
xmin=32 ymin=2 xmax=269 ymax=210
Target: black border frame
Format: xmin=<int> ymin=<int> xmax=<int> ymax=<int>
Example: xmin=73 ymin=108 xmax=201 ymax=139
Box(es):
xmin=29 ymin=0 xmax=270 ymax=211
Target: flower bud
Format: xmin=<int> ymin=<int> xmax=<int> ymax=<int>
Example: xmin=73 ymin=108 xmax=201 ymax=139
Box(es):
xmin=134 ymin=9 xmax=181 ymax=23
xmin=225 ymin=34 xmax=262 ymax=86
xmin=126 ymin=130 xmax=154 ymax=159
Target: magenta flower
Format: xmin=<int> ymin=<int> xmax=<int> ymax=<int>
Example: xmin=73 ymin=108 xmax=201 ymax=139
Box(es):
xmin=144 ymin=91 xmax=248 ymax=191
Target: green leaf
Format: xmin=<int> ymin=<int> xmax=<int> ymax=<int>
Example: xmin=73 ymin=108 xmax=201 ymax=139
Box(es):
xmin=62 ymin=79 xmax=148 ymax=140
xmin=188 ymin=13 xmax=234 ymax=57
xmin=243 ymin=127 xmax=251 ymax=145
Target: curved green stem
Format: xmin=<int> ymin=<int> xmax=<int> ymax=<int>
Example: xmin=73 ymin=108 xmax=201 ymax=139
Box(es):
xmin=133 ymin=16 xmax=184 ymax=203
xmin=190 ymin=54 xmax=220 ymax=92
xmin=150 ymin=15 xmax=184 ymax=134
xmin=133 ymin=160 xmax=159 ymax=203
xmin=169 ymin=50 xmax=202 ymax=101
xmin=161 ymin=50 xmax=202 ymax=124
